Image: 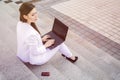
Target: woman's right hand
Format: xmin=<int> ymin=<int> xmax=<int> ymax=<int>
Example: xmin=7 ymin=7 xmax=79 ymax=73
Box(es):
xmin=42 ymin=35 xmax=51 ymax=42
xmin=44 ymin=39 xmax=55 ymax=48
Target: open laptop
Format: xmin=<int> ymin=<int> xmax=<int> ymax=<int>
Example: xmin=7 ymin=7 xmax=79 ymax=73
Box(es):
xmin=43 ymin=18 xmax=69 ymax=49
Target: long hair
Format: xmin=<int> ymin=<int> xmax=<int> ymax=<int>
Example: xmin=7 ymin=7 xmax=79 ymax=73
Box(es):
xmin=19 ymin=2 xmax=40 ymax=34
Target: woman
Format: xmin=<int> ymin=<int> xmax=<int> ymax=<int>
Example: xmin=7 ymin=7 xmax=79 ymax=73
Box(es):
xmin=17 ymin=2 xmax=78 ymax=65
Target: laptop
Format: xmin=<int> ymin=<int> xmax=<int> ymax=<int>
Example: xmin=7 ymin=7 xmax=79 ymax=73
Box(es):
xmin=43 ymin=18 xmax=69 ymax=49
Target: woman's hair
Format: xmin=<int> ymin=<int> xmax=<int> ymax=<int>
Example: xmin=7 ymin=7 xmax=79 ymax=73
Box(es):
xmin=19 ymin=2 xmax=40 ymax=34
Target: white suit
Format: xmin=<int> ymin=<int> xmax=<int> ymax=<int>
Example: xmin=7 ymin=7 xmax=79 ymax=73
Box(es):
xmin=17 ymin=21 xmax=72 ymax=65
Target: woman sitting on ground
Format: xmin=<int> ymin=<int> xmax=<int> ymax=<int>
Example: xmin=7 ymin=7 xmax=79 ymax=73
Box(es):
xmin=17 ymin=2 xmax=78 ymax=65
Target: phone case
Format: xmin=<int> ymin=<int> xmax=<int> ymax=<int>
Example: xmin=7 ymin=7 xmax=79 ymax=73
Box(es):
xmin=41 ymin=72 xmax=50 ymax=76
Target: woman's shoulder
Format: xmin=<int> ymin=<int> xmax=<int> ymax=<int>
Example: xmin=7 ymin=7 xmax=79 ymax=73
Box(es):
xmin=17 ymin=21 xmax=39 ymax=37
xmin=17 ymin=21 xmax=33 ymax=33
xmin=17 ymin=21 xmax=29 ymax=27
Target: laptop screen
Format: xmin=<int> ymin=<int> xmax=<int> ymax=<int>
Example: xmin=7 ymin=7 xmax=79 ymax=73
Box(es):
xmin=52 ymin=18 xmax=68 ymax=41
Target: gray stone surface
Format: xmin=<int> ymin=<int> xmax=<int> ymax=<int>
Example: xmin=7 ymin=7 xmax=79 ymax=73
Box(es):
xmin=65 ymin=33 xmax=120 ymax=80
xmin=25 ymin=63 xmax=69 ymax=80
xmin=0 ymin=0 xmax=120 ymax=80
xmin=0 ymin=72 xmax=7 ymax=80
xmin=0 ymin=1 xmax=39 ymax=80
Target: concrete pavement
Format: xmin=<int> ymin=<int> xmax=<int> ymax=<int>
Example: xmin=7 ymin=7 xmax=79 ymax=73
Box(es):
xmin=0 ymin=0 xmax=120 ymax=80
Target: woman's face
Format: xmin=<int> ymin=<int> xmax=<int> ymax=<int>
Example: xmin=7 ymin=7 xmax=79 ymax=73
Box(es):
xmin=24 ymin=8 xmax=38 ymax=24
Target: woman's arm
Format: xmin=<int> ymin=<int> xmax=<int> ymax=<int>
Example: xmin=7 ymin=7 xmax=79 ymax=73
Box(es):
xmin=25 ymin=35 xmax=47 ymax=56
xmin=41 ymin=35 xmax=51 ymax=42
xmin=42 ymin=35 xmax=55 ymax=48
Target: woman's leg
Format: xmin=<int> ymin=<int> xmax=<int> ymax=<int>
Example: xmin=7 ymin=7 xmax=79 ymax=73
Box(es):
xmin=59 ymin=43 xmax=72 ymax=58
xmin=35 ymin=43 xmax=74 ymax=65
xmin=37 ymin=43 xmax=72 ymax=65
xmin=59 ymin=43 xmax=78 ymax=63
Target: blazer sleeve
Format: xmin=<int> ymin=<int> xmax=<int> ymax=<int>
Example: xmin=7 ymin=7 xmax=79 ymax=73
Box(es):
xmin=25 ymin=34 xmax=47 ymax=56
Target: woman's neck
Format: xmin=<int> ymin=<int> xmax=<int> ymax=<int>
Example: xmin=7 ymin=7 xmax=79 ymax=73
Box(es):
xmin=27 ymin=21 xmax=31 ymax=25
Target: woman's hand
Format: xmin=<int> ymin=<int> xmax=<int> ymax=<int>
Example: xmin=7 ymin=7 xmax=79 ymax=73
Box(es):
xmin=44 ymin=39 xmax=55 ymax=48
xmin=42 ymin=35 xmax=51 ymax=42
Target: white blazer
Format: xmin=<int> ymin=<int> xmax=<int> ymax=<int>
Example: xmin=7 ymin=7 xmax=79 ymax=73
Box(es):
xmin=17 ymin=21 xmax=59 ymax=65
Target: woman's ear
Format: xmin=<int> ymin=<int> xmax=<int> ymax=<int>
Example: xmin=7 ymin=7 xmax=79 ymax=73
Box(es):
xmin=23 ymin=15 xmax=28 ymax=20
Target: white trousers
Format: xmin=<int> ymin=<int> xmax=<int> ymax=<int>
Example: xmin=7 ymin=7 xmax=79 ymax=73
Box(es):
xmin=33 ymin=43 xmax=72 ymax=65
